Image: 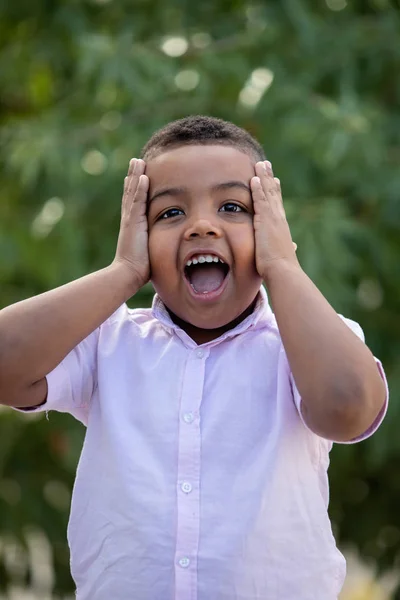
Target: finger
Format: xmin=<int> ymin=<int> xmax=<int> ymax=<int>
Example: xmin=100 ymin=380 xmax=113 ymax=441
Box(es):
xmin=272 ymin=177 xmax=286 ymax=219
xmin=123 ymin=159 xmax=145 ymax=211
xmin=263 ymin=161 xmax=280 ymax=197
xmin=254 ymin=161 xmax=285 ymax=219
xmin=127 ymin=158 xmax=136 ymax=177
xmin=122 ymin=177 xmax=130 ymax=216
xmin=250 ymin=176 xmax=270 ymax=214
xmin=254 ymin=161 xmax=268 ymax=182
xmin=125 ymin=158 xmax=146 ymax=190
xmin=123 ymin=159 xmax=137 ymax=211
xmin=123 ymin=159 xmax=135 ymax=195
xmin=293 ymin=242 xmax=297 ymax=252
xmin=263 ymin=162 xmax=287 ymax=219
xmin=135 ymin=159 xmax=146 ymax=175
xmin=135 ymin=174 xmax=149 ymax=199
xmin=254 ymin=161 xmax=280 ymax=200
xmin=129 ymin=174 xmax=149 ymax=218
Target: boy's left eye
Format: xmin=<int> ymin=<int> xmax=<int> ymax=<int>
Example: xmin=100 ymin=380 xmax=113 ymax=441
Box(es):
xmin=219 ymin=202 xmax=245 ymax=213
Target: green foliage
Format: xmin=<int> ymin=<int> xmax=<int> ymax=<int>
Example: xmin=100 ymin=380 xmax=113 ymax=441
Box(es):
xmin=0 ymin=0 xmax=399 ymax=595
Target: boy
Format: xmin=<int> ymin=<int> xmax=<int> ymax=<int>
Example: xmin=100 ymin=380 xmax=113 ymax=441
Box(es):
xmin=0 ymin=116 xmax=388 ymax=599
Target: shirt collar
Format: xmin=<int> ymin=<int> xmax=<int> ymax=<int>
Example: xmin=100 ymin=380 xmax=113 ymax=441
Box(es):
xmin=151 ymin=285 xmax=274 ymax=348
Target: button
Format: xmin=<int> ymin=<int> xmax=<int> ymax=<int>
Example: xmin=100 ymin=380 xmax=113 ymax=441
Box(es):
xmin=181 ymin=482 xmax=192 ymax=494
xmin=196 ymin=349 xmax=204 ymax=358
xmin=178 ymin=557 xmax=190 ymax=568
xmin=183 ymin=412 xmax=194 ymax=424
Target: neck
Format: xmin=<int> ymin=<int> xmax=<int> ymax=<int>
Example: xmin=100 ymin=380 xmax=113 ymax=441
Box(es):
xmin=168 ymin=297 xmax=258 ymax=345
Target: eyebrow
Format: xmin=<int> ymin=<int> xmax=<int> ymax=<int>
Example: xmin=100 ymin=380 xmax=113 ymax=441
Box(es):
xmin=149 ymin=181 xmax=251 ymax=203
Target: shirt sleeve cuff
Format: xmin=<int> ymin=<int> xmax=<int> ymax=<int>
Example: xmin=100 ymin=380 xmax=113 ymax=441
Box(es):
xmin=335 ymin=357 xmax=388 ymax=444
xmin=12 ymin=361 xmax=71 ymax=414
xmin=292 ymin=357 xmax=388 ymax=445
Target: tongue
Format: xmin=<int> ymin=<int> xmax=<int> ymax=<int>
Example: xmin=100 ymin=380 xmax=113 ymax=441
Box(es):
xmin=190 ymin=264 xmax=225 ymax=293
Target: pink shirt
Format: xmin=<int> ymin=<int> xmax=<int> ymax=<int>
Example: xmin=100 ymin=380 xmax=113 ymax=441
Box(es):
xmin=22 ymin=287 xmax=388 ymax=600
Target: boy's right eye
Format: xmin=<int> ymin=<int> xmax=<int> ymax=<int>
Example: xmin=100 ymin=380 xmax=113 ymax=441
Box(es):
xmin=159 ymin=208 xmax=184 ymax=220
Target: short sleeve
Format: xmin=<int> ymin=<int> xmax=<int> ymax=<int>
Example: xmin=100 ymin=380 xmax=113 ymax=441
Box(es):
xmin=13 ymin=328 xmax=99 ymax=425
xmin=290 ymin=315 xmax=389 ymax=445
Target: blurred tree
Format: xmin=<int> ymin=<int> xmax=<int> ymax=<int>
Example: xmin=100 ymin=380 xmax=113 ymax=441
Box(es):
xmin=0 ymin=0 xmax=399 ymax=596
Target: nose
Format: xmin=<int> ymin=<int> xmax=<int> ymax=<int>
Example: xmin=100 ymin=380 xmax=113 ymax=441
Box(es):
xmin=184 ymin=217 xmax=223 ymax=240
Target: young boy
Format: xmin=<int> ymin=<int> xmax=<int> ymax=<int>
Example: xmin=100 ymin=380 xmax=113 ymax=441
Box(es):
xmin=0 ymin=116 xmax=388 ymax=600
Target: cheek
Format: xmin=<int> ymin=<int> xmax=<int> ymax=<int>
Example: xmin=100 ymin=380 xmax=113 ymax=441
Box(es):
xmin=148 ymin=230 xmax=161 ymax=272
xmin=148 ymin=229 xmax=176 ymax=273
xmin=149 ymin=226 xmax=166 ymax=250
xmin=233 ymin=226 xmax=256 ymax=262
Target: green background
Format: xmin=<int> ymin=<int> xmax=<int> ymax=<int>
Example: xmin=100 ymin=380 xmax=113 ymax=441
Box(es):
xmin=0 ymin=0 xmax=399 ymax=596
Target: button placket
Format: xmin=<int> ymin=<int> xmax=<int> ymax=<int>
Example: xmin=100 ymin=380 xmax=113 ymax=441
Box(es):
xmin=174 ymin=348 xmax=209 ymax=599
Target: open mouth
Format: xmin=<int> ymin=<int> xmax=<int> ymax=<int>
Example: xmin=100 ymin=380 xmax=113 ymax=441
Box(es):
xmin=184 ymin=255 xmax=230 ymax=294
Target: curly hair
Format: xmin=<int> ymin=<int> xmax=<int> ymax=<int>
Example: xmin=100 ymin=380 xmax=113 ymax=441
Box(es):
xmin=141 ymin=115 xmax=265 ymax=162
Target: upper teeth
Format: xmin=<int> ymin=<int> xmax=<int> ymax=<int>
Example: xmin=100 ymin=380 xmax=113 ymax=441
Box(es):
xmin=186 ymin=254 xmax=225 ymax=267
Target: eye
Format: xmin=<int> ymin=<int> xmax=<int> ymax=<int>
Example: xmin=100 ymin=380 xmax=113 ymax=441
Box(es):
xmin=159 ymin=208 xmax=184 ymax=220
xmin=219 ymin=202 xmax=245 ymax=213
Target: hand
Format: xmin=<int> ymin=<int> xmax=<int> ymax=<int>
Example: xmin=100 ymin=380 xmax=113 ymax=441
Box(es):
xmin=251 ymin=161 xmax=299 ymax=281
xmin=113 ymin=158 xmax=150 ymax=289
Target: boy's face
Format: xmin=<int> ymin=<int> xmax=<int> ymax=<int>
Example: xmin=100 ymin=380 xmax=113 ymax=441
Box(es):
xmin=146 ymin=144 xmax=262 ymax=330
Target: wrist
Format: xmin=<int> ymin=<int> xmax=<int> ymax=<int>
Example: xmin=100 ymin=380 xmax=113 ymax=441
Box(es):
xmin=108 ymin=260 xmax=143 ymax=299
xmin=261 ymin=258 xmax=303 ymax=288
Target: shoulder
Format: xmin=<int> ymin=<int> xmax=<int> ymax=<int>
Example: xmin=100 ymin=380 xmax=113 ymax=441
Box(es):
xmin=101 ymin=303 xmax=161 ymax=332
xmin=100 ymin=304 xmax=163 ymax=340
xmin=252 ymin=309 xmax=284 ymax=348
xmin=230 ymin=312 xmax=283 ymax=365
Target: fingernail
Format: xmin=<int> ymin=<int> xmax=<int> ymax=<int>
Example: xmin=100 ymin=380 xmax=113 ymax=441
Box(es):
xmin=265 ymin=160 xmax=272 ymax=169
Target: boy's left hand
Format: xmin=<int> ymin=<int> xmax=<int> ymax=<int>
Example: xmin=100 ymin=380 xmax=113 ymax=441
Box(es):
xmin=251 ymin=161 xmax=299 ymax=281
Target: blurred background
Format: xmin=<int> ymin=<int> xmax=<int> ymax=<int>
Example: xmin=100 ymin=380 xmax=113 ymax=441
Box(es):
xmin=0 ymin=0 xmax=399 ymax=597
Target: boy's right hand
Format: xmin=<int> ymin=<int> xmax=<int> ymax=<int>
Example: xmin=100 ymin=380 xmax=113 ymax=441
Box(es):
xmin=113 ymin=159 xmax=150 ymax=290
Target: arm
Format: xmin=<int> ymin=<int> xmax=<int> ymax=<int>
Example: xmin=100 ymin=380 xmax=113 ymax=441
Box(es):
xmin=0 ymin=159 xmax=149 ymax=408
xmin=251 ymin=161 xmax=386 ymax=442
xmin=264 ymin=261 xmax=385 ymax=441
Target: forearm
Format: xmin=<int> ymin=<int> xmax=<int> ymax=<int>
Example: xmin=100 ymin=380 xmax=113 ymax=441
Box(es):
xmin=0 ymin=261 xmax=138 ymax=397
xmin=264 ymin=262 xmax=386 ymax=440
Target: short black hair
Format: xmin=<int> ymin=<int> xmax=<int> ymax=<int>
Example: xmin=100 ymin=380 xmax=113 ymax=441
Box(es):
xmin=141 ymin=115 xmax=266 ymax=162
